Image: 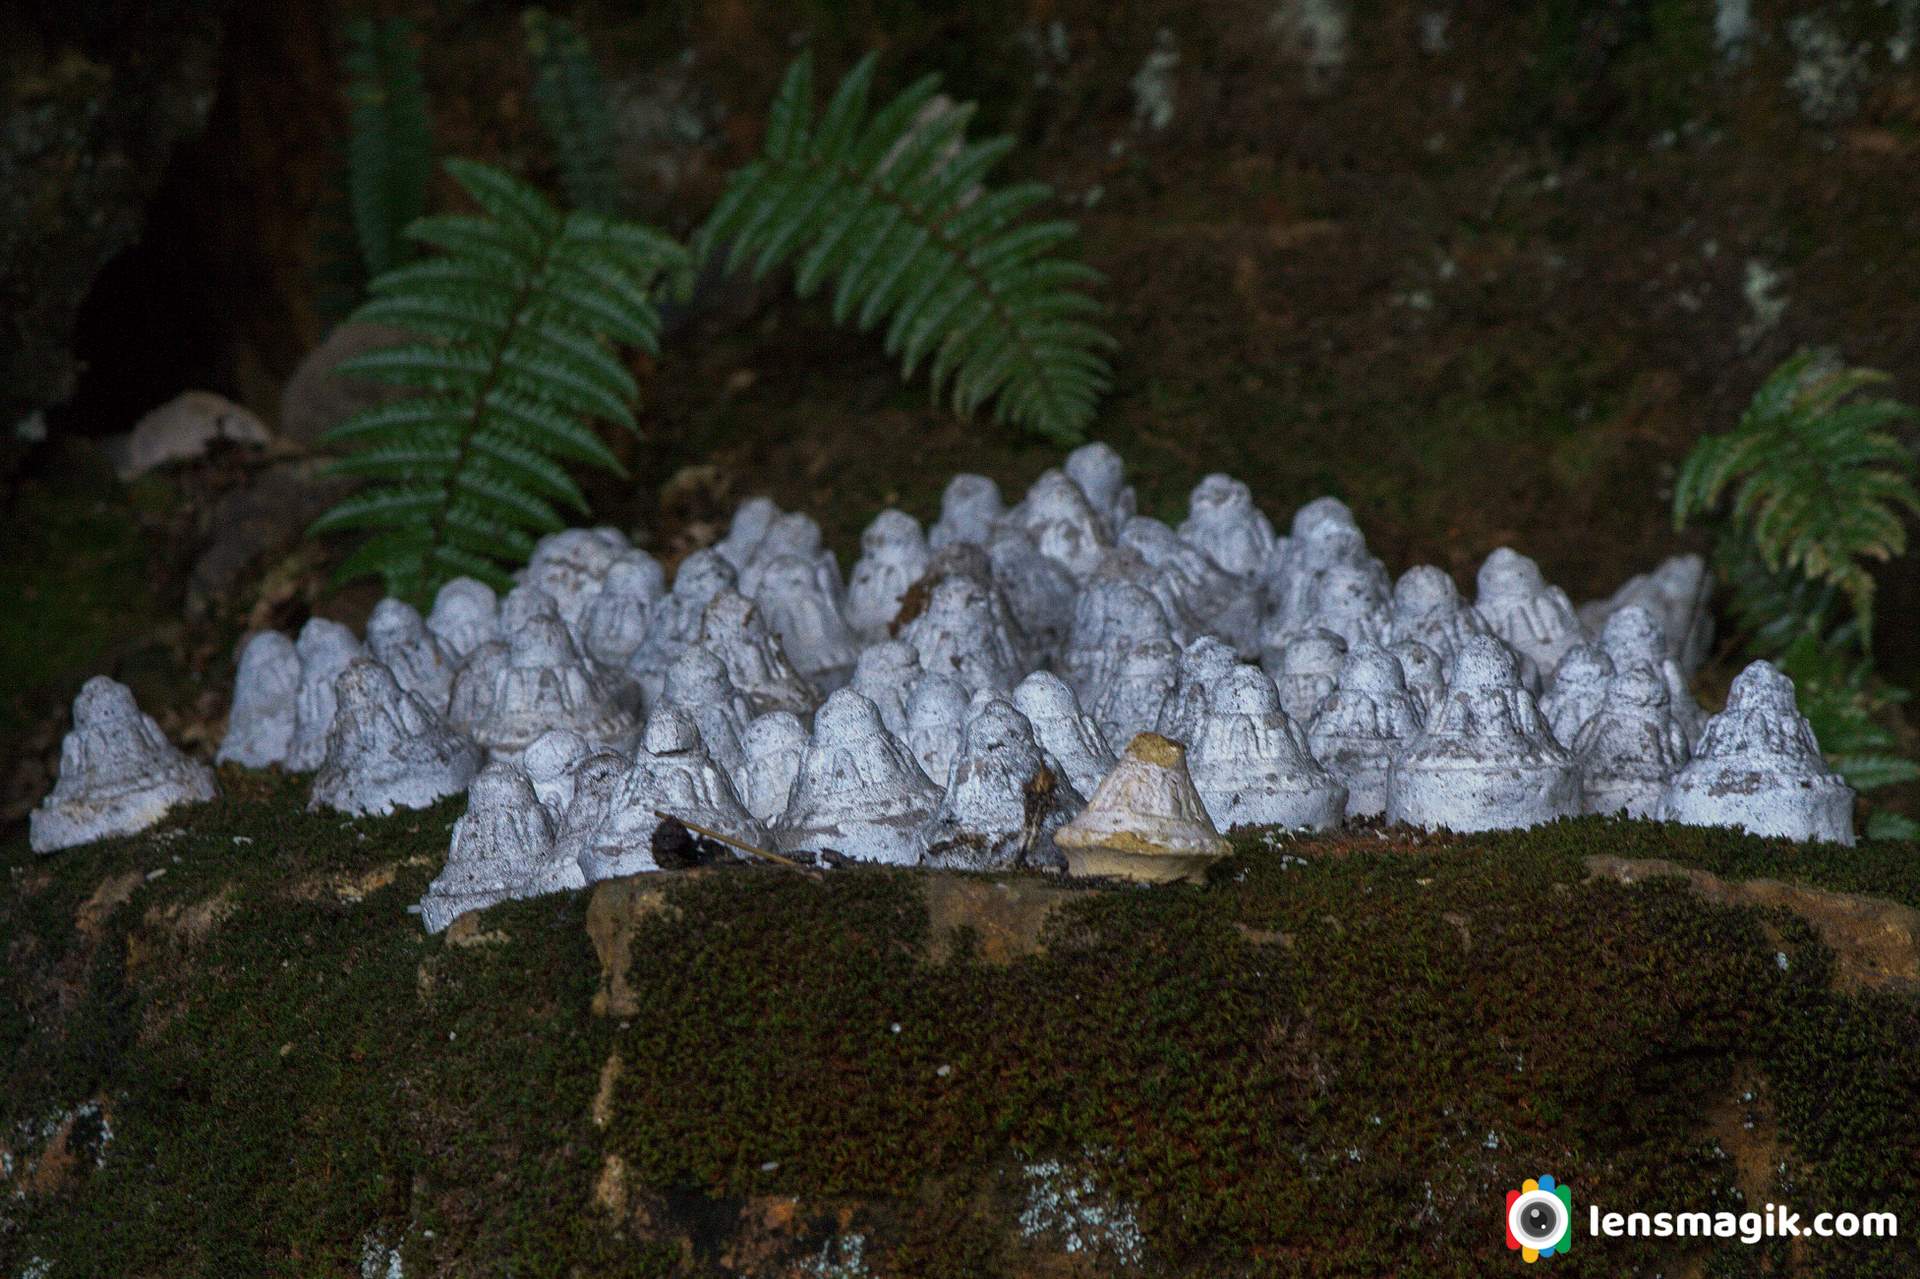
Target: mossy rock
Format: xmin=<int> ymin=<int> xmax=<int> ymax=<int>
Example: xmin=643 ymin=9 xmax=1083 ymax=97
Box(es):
xmin=4 ymin=779 xmax=1918 ymax=1276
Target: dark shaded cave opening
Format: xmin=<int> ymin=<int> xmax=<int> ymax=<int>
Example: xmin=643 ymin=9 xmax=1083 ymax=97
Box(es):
xmin=46 ymin=0 xmax=340 ymax=437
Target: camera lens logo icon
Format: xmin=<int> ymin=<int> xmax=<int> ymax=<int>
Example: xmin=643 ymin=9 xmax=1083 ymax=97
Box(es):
xmin=1505 ymin=1175 xmax=1573 ymax=1262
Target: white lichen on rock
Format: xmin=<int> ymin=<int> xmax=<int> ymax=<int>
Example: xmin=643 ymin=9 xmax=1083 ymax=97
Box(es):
xmin=1019 ymin=1154 xmax=1147 ymax=1266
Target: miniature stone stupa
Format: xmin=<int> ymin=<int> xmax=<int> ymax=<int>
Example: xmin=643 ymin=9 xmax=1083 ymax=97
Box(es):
xmin=1012 ymin=671 xmax=1116 ymax=801
xmin=903 ymin=673 xmax=970 ymax=787
xmin=426 ymin=576 xmax=499 ymax=662
xmin=1473 ymin=547 xmax=1585 ymax=691
xmin=461 ymin=613 xmax=636 ymax=759
xmin=988 ymin=524 xmax=1079 ymax=662
xmin=1389 ymin=639 xmax=1446 ymax=723
xmin=849 ymin=640 xmax=922 ymax=737
xmin=218 ymin=630 xmax=301 ymax=768
xmin=1571 ymin=667 xmax=1691 ymax=819
xmin=700 ymin=590 xmax=817 ymax=720
xmin=715 ymin=496 xmax=779 ymax=571
xmin=1387 ymin=635 xmax=1580 ymax=833
xmin=625 ymin=549 xmax=737 ymax=706
xmin=1064 ymin=440 xmax=1137 ymax=534
xmin=1306 ymin=644 xmax=1426 ymax=818
xmin=1389 ymin=566 xmax=1489 ymax=667
xmin=774 ymin=689 xmax=941 ymax=865
xmin=735 ymin=711 xmax=810 ymax=827
xmin=1660 ymin=661 xmax=1855 ymax=844
xmin=1579 ymin=553 xmax=1714 ymax=677
xmin=1015 ymin=468 xmax=1112 ymax=582
xmin=1187 ymin=666 xmax=1348 ymax=831
xmin=31 ymin=677 xmax=220 ymax=854
xmin=309 ymin=659 xmax=481 ymax=816
xmin=920 ymin=694 xmax=1079 ymax=872
xmin=580 ymin=708 xmax=768 ymax=880
xmin=1154 ymin=636 xmax=1239 ymax=748
xmin=1054 ymin=732 xmax=1230 ymax=884
xmin=580 ymin=557 xmax=666 ymax=672
xmin=928 ymin=473 xmax=1004 ymax=550
xmin=520 ymin=728 xmax=591 ymax=820
xmin=417 ymin=762 xmax=557 ymax=933
xmin=1271 ymin=627 xmax=1348 ymax=725
xmin=751 ymin=553 xmax=860 ymax=693
xmin=364 ymin=598 xmax=455 ymax=713
xmin=900 ymin=572 xmax=1024 ymax=694
xmin=845 ymin=509 xmax=931 ymax=642
xmin=1539 ymin=644 xmax=1615 ymax=749
xmin=1177 ymin=474 xmax=1274 ymax=579
xmin=285 ymin=618 xmax=364 ymax=772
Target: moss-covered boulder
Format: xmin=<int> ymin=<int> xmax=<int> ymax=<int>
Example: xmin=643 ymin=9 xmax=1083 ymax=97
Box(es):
xmin=4 ymin=775 xmax=1918 ymax=1276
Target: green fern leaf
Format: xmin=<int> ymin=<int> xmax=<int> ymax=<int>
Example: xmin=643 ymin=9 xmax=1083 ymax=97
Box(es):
xmin=1675 ymin=348 xmax=1920 ymax=649
xmin=342 ymin=17 xmax=434 ymax=280
xmin=695 ymin=51 xmax=1112 ymax=444
xmin=1867 ymin=811 xmax=1920 ymax=841
xmin=310 ymin=160 xmax=687 ymax=604
xmin=523 ymin=9 xmax=622 ymax=215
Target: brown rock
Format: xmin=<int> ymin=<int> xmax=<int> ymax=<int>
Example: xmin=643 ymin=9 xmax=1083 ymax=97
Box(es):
xmin=188 ymin=457 xmax=352 ymax=607
xmin=921 ymin=876 xmax=1092 ymax=965
xmin=586 ymin=875 xmax=685 ymax=1017
xmin=276 ymin=322 xmax=411 ymax=447
xmin=1586 ymin=855 xmax=1920 ymax=994
xmin=75 ymin=870 xmax=145 ymax=939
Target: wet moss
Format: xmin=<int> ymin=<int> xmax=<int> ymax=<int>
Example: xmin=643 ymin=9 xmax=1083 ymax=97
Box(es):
xmin=4 ymin=787 xmax=1917 ymax=1276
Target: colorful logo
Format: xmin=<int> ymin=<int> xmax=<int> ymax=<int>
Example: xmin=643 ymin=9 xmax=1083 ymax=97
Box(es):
xmin=1506 ymin=1175 xmax=1573 ymax=1262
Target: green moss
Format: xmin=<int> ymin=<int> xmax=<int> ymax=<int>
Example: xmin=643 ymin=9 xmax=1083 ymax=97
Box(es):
xmin=5 ymin=790 xmax=1917 ymax=1276
xmin=0 ymin=442 xmax=163 ymax=742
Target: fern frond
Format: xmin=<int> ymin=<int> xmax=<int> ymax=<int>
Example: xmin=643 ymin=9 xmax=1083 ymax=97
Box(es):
xmin=695 ymin=51 xmax=1113 ymax=444
xmin=523 ymin=8 xmax=622 ymax=215
xmin=1675 ymin=348 xmax=1919 ymax=647
xmin=342 ymin=17 xmax=435 ymax=280
xmin=311 ymin=161 xmax=688 ymax=605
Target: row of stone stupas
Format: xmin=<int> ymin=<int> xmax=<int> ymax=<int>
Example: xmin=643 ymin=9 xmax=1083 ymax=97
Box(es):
xmin=29 ymin=446 xmax=1856 ymax=928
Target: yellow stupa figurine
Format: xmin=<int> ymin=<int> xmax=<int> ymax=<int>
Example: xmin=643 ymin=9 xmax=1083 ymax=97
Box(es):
xmin=1054 ymin=732 xmax=1230 ymax=884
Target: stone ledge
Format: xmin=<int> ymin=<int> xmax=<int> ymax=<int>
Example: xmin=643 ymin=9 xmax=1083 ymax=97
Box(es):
xmin=1586 ymin=854 xmax=1920 ymax=994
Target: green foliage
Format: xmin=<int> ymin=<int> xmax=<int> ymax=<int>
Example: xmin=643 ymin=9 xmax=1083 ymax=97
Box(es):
xmin=342 ymin=16 xmax=435 ymax=280
xmin=1675 ymin=349 xmax=1919 ymax=647
xmin=311 ymin=43 xmax=1109 ymax=597
xmin=1676 ymin=350 xmax=1920 ymax=830
xmin=697 ymin=52 xmax=1114 ymax=445
xmin=311 ymin=160 xmax=687 ymax=603
xmin=523 ymin=8 xmax=622 ymax=216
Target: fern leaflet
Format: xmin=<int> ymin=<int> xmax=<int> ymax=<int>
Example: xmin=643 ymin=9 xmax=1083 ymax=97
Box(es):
xmin=696 ymin=51 xmax=1114 ymax=444
xmin=311 ymin=159 xmax=688 ymax=604
xmin=1674 ymin=348 xmax=1919 ymax=646
xmin=523 ymin=8 xmax=622 ymax=216
xmin=343 ymin=17 xmax=435 ymax=280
